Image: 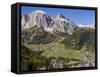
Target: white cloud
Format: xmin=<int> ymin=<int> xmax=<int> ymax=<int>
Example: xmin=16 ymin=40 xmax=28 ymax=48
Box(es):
xmin=77 ymin=24 xmax=95 ymax=29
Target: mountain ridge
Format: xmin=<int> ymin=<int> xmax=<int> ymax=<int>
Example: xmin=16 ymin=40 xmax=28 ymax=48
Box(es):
xmin=21 ymin=10 xmax=77 ymax=35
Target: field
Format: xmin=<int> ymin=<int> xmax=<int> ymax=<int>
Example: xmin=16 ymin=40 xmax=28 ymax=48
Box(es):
xmin=25 ymin=43 xmax=86 ymax=60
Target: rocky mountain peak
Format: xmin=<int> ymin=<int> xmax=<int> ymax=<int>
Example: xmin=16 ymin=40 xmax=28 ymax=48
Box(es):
xmin=57 ymin=14 xmax=66 ymax=19
xmin=21 ymin=10 xmax=77 ymax=35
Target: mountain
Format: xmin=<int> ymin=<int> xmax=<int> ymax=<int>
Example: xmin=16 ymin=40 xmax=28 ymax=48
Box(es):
xmin=21 ymin=10 xmax=77 ymax=35
xmin=51 ymin=14 xmax=77 ymax=35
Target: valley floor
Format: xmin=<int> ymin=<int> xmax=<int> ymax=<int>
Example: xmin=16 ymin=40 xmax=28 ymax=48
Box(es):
xmin=22 ymin=42 xmax=95 ymax=70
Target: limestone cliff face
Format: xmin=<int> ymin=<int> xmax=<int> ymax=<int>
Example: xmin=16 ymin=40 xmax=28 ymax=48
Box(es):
xmin=21 ymin=10 xmax=77 ymax=35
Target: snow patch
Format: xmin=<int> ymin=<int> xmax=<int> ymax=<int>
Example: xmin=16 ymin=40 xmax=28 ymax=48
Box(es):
xmin=34 ymin=10 xmax=47 ymax=14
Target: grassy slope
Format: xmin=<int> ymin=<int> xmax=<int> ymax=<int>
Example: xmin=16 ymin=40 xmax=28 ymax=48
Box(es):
xmin=24 ymin=42 xmax=86 ymax=60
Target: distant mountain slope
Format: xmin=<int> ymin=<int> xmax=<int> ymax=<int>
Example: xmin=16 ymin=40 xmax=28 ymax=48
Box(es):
xmin=62 ymin=28 xmax=95 ymax=52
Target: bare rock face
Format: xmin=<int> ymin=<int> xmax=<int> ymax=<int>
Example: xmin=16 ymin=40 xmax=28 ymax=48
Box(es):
xmin=21 ymin=10 xmax=77 ymax=35
xmin=51 ymin=14 xmax=77 ymax=35
xmin=21 ymin=10 xmax=52 ymax=29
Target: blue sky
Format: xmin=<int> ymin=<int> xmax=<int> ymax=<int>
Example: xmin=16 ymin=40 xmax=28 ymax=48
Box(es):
xmin=21 ymin=6 xmax=95 ymax=25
